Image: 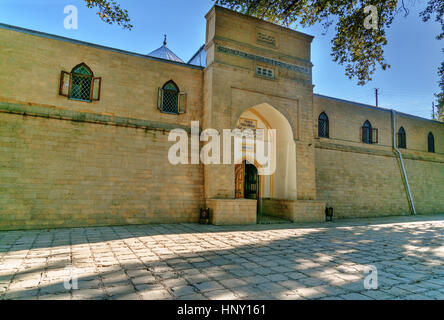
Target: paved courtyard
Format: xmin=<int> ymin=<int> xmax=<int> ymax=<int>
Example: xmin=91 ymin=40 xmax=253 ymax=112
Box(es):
xmin=1 ymin=215 xmax=444 ymax=300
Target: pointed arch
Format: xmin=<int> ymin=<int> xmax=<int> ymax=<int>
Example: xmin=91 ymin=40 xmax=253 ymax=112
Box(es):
xmin=398 ymin=127 xmax=406 ymax=149
xmin=158 ymin=80 xmax=184 ymax=114
xmin=71 ymin=63 xmax=94 ymax=76
xmin=318 ymin=112 xmax=329 ymax=138
xmin=235 ymin=103 xmax=296 ymax=200
xmin=69 ymin=63 xmax=94 ymax=101
xmin=428 ymin=132 xmax=435 ymax=153
xmin=362 ymin=120 xmax=372 ymax=144
xmin=162 ymin=80 xmax=179 ymax=92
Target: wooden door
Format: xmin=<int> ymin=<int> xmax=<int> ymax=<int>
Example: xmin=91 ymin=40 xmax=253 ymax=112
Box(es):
xmin=235 ymin=163 xmax=245 ymax=199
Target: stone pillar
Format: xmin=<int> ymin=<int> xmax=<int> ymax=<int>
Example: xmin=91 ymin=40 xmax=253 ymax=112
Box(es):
xmin=296 ymin=141 xmax=317 ymax=200
xmin=295 ymin=92 xmax=317 ymax=200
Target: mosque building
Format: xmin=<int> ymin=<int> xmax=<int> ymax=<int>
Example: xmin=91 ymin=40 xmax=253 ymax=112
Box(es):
xmin=0 ymin=6 xmax=442 ymax=230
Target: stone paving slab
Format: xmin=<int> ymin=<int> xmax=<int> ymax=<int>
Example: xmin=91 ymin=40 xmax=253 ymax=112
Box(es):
xmin=1 ymin=214 xmax=444 ymax=300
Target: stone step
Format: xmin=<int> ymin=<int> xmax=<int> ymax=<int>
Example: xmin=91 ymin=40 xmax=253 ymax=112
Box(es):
xmin=257 ymin=214 xmax=292 ymax=225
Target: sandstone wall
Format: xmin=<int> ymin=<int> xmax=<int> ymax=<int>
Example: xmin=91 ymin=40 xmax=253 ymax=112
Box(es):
xmin=0 ymin=26 xmax=205 ymax=230
xmin=314 ymin=95 xmax=444 ymax=218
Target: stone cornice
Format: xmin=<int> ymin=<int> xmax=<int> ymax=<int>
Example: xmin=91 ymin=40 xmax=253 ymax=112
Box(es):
xmin=0 ymin=101 xmax=192 ymax=133
xmin=315 ymin=140 xmax=444 ymax=163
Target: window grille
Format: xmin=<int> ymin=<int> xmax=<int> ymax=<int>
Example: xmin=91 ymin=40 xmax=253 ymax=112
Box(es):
xmin=71 ymin=73 xmax=92 ymax=101
xmin=256 ymin=66 xmax=274 ymax=78
xmin=318 ymin=112 xmax=329 ymax=138
xmin=59 ymin=63 xmax=101 ymax=102
xmin=158 ymin=81 xmax=186 ymax=114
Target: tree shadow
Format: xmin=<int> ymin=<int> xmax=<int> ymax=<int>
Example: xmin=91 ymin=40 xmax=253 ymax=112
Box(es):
xmin=1 ymin=214 xmax=444 ymax=300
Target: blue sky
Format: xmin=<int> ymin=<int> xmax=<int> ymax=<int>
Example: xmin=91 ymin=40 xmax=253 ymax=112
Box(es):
xmin=0 ymin=0 xmax=442 ymax=119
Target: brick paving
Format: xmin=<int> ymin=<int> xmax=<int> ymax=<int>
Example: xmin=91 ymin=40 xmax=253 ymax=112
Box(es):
xmin=1 ymin=215 xmax=444 ymax=300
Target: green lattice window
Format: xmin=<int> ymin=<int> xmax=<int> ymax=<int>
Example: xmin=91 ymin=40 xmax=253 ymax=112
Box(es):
xmin=70 ymin=65 xmax=93 ymax=101
xmin=158 ymin=80 xmax=187 ymax=114
xmin=59 ymin=63 xmax=102 ymax=102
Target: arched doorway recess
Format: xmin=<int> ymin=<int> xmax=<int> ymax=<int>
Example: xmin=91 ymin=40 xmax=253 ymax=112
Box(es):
xmin=235 ymin=103 xmax=297 ymax=217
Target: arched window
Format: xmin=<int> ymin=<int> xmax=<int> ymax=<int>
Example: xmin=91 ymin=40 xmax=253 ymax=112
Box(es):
xmin=362 ymin=120 xmax=372 ymax=144
xmin=428 ymin=132 xmax=435 ymax=153
xmin=318 ymin=112 xmax=329 ymax=138
xmin=158 ymin=80 xmax=186 ymax=114
xmin=59 ymin=63 xmax=101 ymax=102
xmin=398 ymin=127 xmax=406 ymax=149
xmin=70 ymin=64 xmax=93 ymax=101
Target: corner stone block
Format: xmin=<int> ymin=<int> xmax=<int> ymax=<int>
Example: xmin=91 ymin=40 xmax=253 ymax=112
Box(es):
xmin=262 ymin=199 xmax=326 ymax=223
xmin=206 ymin=199 xmax=257 ymax=226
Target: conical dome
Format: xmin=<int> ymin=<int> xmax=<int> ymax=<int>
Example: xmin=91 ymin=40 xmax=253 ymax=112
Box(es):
xmin=148 ymin=35 xmax=184 ymax=63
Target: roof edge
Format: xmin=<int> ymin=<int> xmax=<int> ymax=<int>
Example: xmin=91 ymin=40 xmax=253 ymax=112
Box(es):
xmin=207 ymin=5 xmax=315 ymax=42
xmin=148 ymin=45 xmax=185 ymax=63
xmin=187 ymin=44 xmax=205 ymax=64
xmin=0 ymin=23 xmax=203 ymax=70
xmin=314 ymin=93 xmax=443 ymax=125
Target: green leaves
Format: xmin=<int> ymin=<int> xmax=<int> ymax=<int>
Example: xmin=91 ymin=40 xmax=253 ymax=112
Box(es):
xmin=435 ymin=54 xmax=444 ymax=121
xmin=421 ymin=0 xmax=443 ymax=41
xmin=421 ymin=0 xmax=444 ymax=121
xmin=84 ymin=0 xmax=133 ymax=30
xmin=214 ymin=0 xmax=442 ymax=89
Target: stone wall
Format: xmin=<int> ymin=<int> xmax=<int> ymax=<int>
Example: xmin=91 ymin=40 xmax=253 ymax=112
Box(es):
xmin=0 ymin=26 xmax=204 ymax=128
xmin=203 ymin=6 xmax=317 ymax=201
xmin=207 ymin=199 xmax=257 ymax=225
xmin=0 ymin=112 xmax=204 ymax=230
xmin=262 ymin=199 xmax=325 ymax=222
xmin=1 ymin=8 xmax=443 ymax=231
xmin=314 ymin=95 xmax=444 ymax=218
xmin=0 ymin=26 xmax=205 ymax=230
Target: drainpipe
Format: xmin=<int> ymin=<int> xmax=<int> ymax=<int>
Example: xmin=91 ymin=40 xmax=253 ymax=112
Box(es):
xmin=391 ymin=110 xmax=416 ymax=215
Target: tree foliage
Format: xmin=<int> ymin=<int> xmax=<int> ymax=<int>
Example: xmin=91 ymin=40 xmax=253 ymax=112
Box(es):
xmin=85 ymin=0 xmax=132 ymax=30
xmin=435 ymin=56 xmax=444 ymax=121
xmin=421 ymin=0 xmax=444 ymax=121
xmin=420 ymin=0 xmax=444 ymax=41
xmin=214 ymin=0 xmax=443 ymax=91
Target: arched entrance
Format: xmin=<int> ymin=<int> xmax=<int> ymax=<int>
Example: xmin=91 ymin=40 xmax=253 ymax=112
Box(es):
xmin=235 ymin=103 xmax=297 ymax=218
xmin=206 ymin=101 xmax=325 ymax=226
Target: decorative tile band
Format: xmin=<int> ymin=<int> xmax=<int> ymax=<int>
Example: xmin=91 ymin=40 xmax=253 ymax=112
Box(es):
xmin=217 ymin=45 xmax=311 ymax=75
